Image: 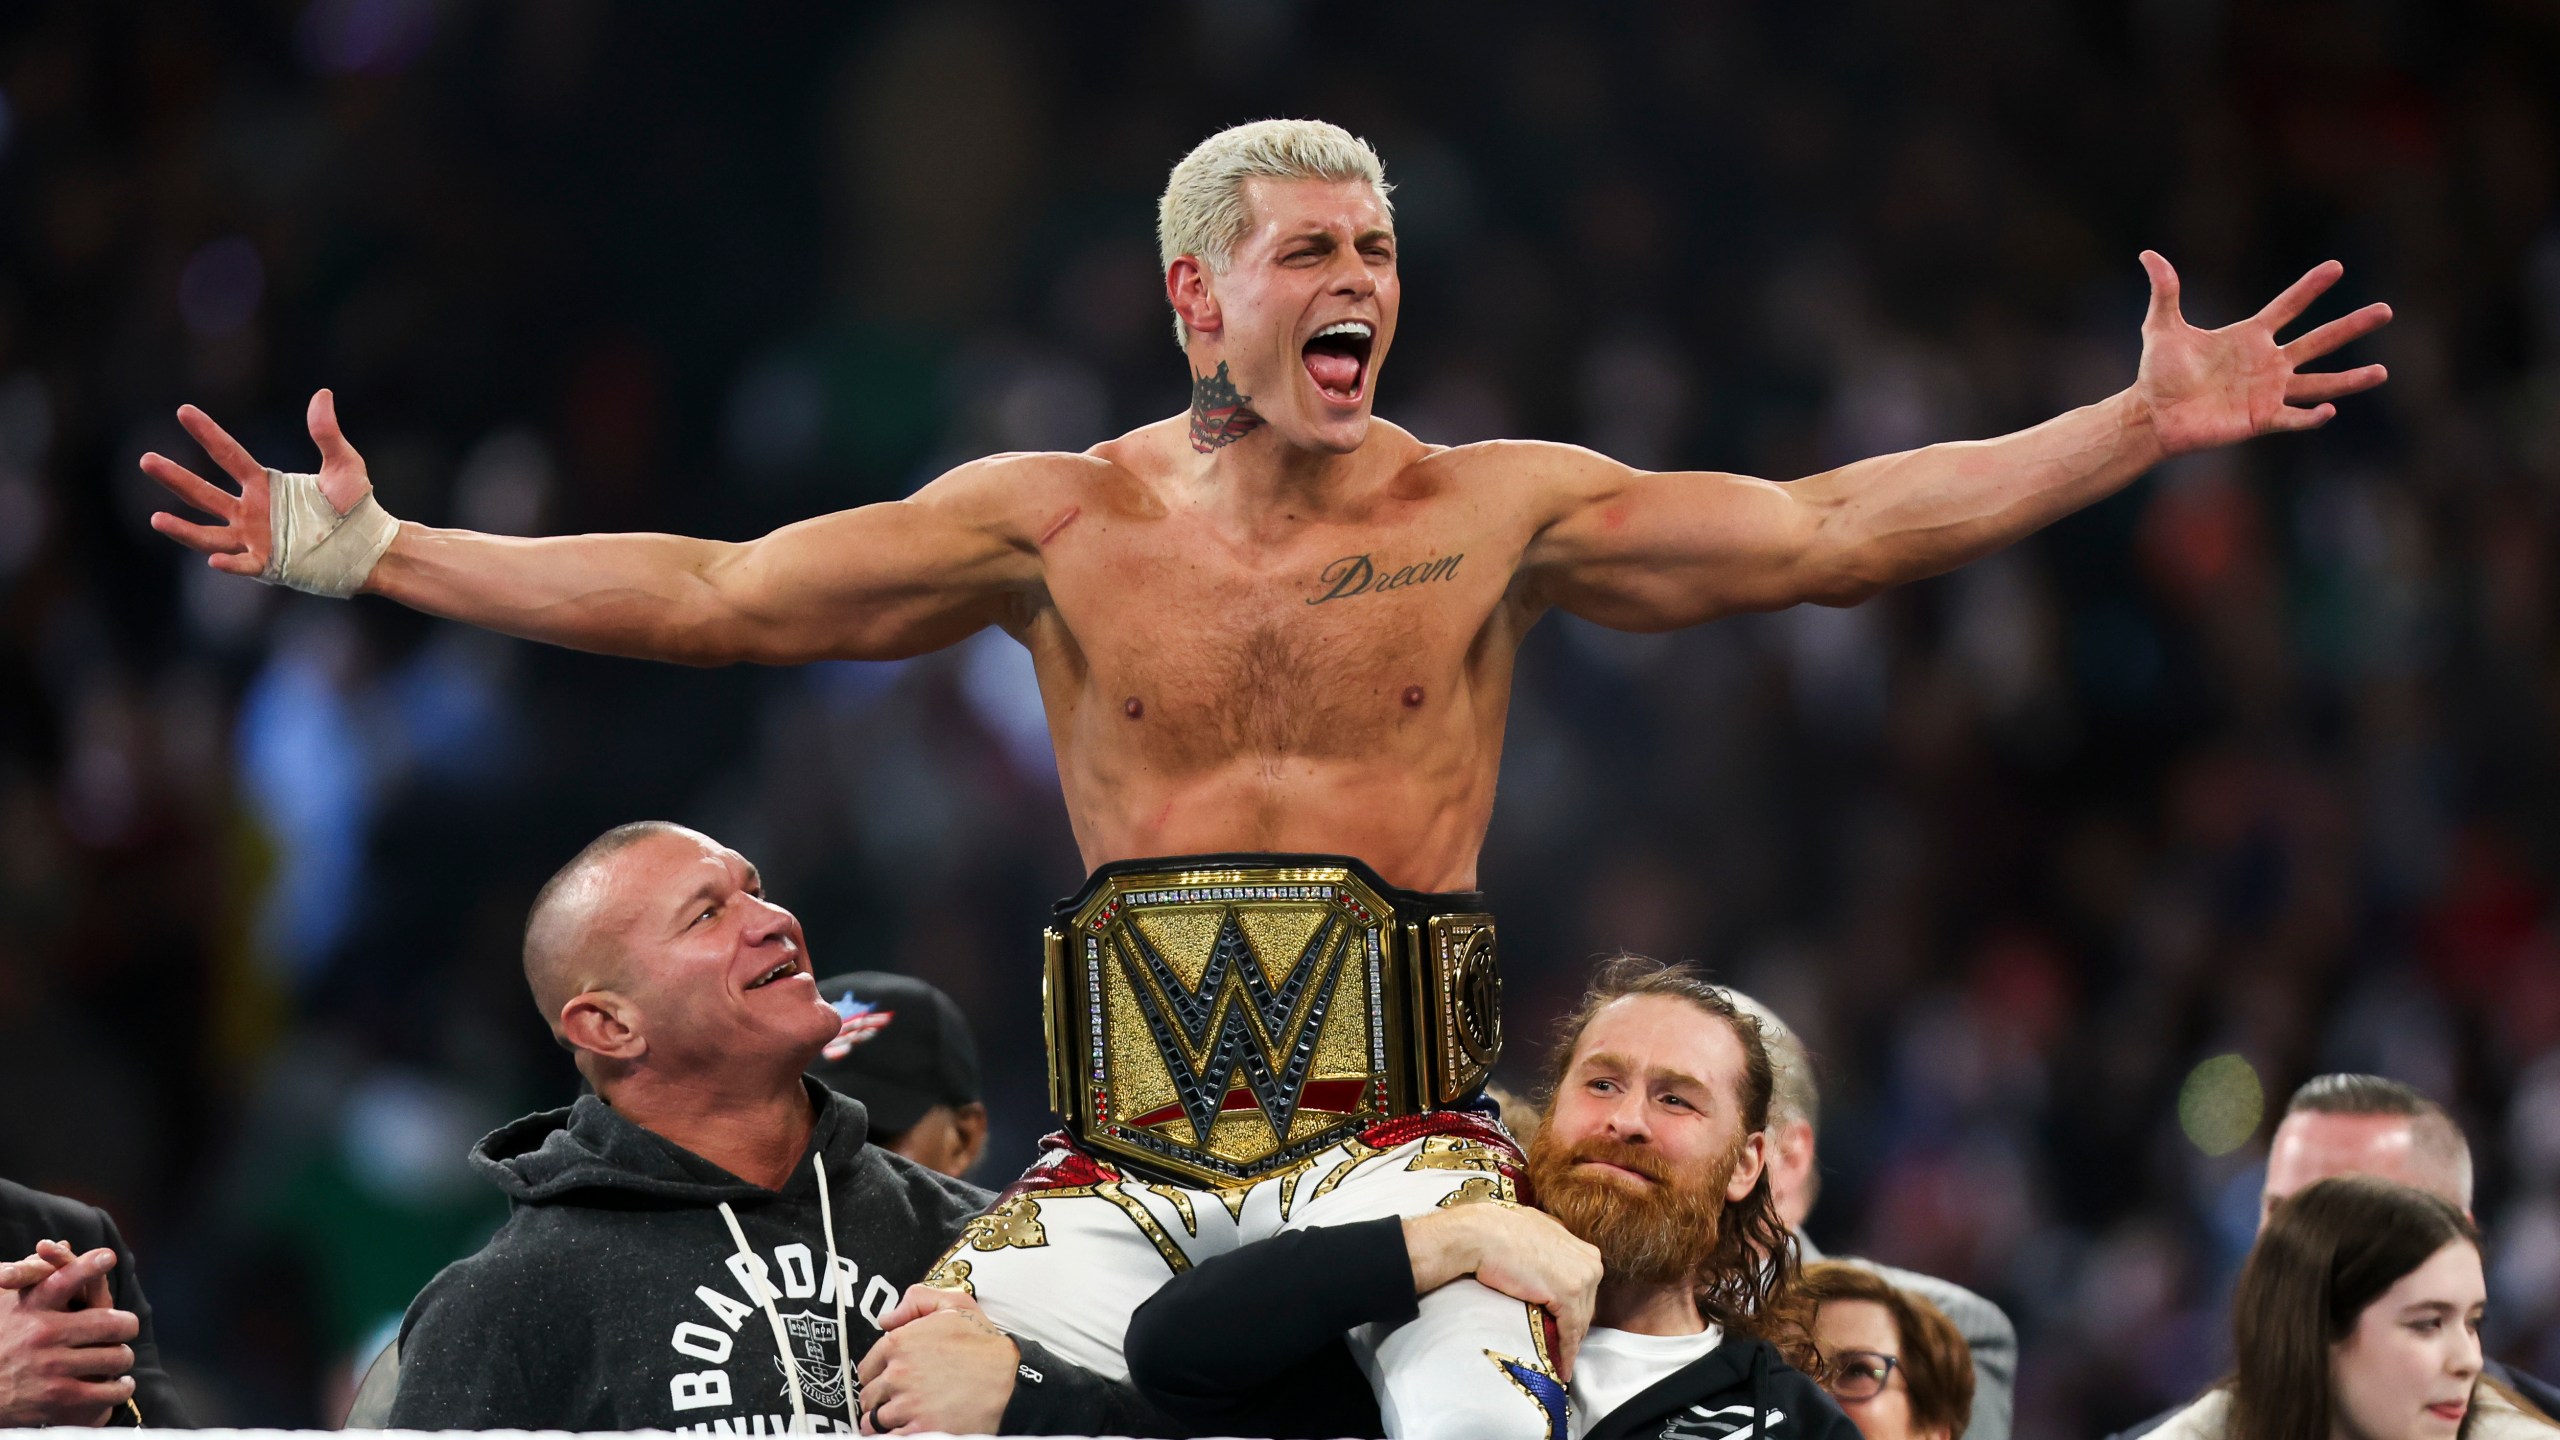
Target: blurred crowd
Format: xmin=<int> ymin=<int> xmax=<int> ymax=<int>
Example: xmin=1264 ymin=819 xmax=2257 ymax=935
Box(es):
xmin=3 ymin=0 xmax=2558 ymax=1431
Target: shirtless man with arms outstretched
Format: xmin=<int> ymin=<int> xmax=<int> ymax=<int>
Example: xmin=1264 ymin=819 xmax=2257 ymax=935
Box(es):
xmin=143 ymin=121 xmax=2388 ymax=1438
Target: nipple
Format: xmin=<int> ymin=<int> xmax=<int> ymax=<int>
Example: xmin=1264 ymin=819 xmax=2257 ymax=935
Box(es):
xmin=1124 ymin=696 xmax=1145 ymax=720
xmin=1402 ymin=685 xmax=1425 ymax=708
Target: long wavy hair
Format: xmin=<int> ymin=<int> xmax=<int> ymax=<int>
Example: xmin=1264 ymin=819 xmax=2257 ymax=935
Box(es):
xmin=1538 ymin=954 xmax=1816 ymax=1370
xmin=2229 ymin=1176 xmax=2487 ymax=1440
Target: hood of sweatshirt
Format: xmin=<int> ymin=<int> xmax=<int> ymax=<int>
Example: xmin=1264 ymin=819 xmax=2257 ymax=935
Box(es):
xmin=1583 ymin=1335 xmax=1866 ymax=1440
xmin=470 ymin=1077 xmax=874 ymax=1206
xmin=391 ymin=1078 xmax=989 ymax=1436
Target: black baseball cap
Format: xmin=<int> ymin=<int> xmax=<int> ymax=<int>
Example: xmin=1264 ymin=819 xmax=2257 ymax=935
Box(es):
xmin=808 ymin=971 xmax=983 ymax=1137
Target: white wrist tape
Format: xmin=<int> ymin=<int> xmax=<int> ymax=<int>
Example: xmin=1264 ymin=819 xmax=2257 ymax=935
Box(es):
xmin=260 ymin=468 xmax=399 ymax=598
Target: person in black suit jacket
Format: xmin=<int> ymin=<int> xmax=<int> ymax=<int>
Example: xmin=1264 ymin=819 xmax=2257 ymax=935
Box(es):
xmin=0 ymin=1178 xmax=189 ymax=1427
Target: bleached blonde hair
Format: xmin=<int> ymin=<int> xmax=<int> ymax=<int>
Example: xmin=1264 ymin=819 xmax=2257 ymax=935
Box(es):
xmin=1157 ymin=118 xmax=1394 ymax=344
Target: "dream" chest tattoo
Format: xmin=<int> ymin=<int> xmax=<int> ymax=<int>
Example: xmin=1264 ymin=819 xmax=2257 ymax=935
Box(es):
xmin=1305 ymin=552 xmax=1464 ymax=605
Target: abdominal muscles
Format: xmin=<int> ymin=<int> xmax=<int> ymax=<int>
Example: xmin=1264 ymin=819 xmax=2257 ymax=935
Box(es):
xmin=1071 ymin=753 xmax=1492 ymax=894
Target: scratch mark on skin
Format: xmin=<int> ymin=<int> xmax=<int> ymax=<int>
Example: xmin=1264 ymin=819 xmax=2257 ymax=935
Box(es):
xmin=1039 ymin=506 xmax=1083 ymax=547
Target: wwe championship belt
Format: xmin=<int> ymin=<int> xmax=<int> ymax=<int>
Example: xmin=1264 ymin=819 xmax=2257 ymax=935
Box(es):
xmin=1043 ymin=854 xmax=1503 ymax=1188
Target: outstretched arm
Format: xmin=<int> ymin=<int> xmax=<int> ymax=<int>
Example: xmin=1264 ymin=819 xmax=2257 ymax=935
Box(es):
xmin=1523 ymin=253 xmax=2391 ymax=629
xmin=142 ymin=391 xmax=1042 ymax=665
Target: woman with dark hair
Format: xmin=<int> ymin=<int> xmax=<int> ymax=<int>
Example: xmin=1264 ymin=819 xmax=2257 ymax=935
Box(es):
xmin=1803 ymin=1262 xmax=1974 ymax=1440
xmin=2153 ymin=1175 xmax=2556 ymax=1440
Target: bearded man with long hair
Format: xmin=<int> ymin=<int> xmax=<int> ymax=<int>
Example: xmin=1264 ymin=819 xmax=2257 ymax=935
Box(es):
xmin=1021 ymin=954 xmax=1860 ymax=1440
xmin=1523 ymin=956 xmax=1815 ymax=1372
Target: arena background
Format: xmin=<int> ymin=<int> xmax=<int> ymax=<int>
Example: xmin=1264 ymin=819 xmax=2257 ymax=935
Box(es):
xmin=4 ymin=0 xmax=2558 ymax=1430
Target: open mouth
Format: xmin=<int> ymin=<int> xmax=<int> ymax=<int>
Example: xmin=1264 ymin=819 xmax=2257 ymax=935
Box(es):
xmin=1302 ymin=320 xmax=1374 ymax=405
xmin=744 ymin=955 xmax=807 ymax=991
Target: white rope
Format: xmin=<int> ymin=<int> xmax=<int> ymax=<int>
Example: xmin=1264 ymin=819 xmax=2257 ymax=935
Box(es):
xmin=813 ymin=1154 xmax=853 ymax=1420
xmin=716 ymin=1201 xmax=809 ymax=1433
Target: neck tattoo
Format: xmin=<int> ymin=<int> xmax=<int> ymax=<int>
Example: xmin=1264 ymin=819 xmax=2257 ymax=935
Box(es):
xmin=1189 ymin=362 xmax=1265 ymax=452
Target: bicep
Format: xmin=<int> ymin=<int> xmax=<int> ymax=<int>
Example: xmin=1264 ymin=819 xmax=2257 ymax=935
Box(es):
xmin=1523 ymin=457 xmax=1844 ymax=630
xmin=708 ymin=466 xmax=1041 ymax=663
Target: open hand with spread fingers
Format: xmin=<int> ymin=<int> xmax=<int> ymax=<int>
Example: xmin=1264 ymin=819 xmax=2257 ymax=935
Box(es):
xmin=139 ymin=389 xmax=390 ymax=595
xmin=2133 ymin=251 xmax=2393 ymax=456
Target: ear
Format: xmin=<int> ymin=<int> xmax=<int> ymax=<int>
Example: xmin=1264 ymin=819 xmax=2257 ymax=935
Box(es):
xmin=1727 ymin=1128 xmax=1769 ymax=1203
xmin=952 ymin=1102 xmax=990 ymax=1175
xmin=1783 ymin=1118 xmax=1816 ymax=1165
xmin=1767 ymin=1118 xmax=1820 ymax=1228
xmin=1166 ymin=256 xmax=1221 ymax=341
xmin=1777 ymin=1120 xmax=1817 ymax=1188
xmin=560 ymin=990 xmax=645 ymax=1063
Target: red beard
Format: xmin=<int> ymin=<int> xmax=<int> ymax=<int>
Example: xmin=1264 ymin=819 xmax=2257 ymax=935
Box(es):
xmin=1526 ymin=1129 xmax=1741 ymax=1287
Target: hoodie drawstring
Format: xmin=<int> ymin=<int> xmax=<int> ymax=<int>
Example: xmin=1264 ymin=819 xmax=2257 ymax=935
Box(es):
xmin=813 ymin=1151 xmax=852 ymax=1421
xmin=719 ymin=1199 xmax=811 ymax=1434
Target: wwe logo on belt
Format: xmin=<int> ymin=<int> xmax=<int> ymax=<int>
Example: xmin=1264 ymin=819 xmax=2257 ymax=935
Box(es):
xmin=1115 ymin=908 xmax=1352 ymax=1146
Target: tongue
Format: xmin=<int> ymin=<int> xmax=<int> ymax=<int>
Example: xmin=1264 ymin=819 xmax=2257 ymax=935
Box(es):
xmin=1304 ymin=349 xmax=1360 ymax=396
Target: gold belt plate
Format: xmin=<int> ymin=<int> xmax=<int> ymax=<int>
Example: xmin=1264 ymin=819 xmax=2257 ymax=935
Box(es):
xmin=1043 ymin=860 xmax=1501 ymax=1188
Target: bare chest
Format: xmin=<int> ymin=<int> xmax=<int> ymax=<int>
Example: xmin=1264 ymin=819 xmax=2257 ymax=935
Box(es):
xmin=1036 ymin=511 xmax=1513 ymax=765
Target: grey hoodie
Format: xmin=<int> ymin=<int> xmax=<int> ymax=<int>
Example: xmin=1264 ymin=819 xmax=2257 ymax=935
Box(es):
xmin=387 ymin=1080 xmax=985 ymax=1434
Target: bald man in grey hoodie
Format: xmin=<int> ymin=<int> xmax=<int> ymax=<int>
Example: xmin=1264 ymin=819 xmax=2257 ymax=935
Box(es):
xmin=381 ymin=822 xmax=1165 ymax=1435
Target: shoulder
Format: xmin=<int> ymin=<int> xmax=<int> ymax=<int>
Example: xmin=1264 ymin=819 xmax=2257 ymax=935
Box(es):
xmin=1765 ymin=1348 xmax=1861 ymax=1437
xmin=910 ymin=445 xmax=1166 ymax=545
xmin=1433 ymin=438 xmax=1628 ymax=476
xmin=398 ymin=1215 xmax=570 ymax=1337
xmin=1415 ymin=439 xmax=1655 ymax=543
xmin=1662 ymin=1344 xmax=1859 ymax=1440
xmin=0 ymin=1177 xmax=114 ymax=1255
xmin=860 ymin=1146 xmax=996 ymax=1228
xmin=2478 ymin=1381 xmax=2560 ymax=1440
xmin=2490 ymin=1367 xmax=2560 ymax=1427
xmin=1414 ymin=437 xmax=1628 ymax=488
xmin=2147 ymin=1388 xmax=2232 ymax=1440
xmin=910 ymin=448 xmax=1114 ymax=512
xmin=1598 ymin=1338 xmax=1850 ymax=1440
xmin=1847 ymin=1257 xmax=2016 ymax=1348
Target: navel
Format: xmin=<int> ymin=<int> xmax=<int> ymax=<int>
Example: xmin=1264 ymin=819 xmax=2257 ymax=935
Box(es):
xmin=1124 ymin=696 xmax=1145 ymax=720
xmin=1402 ymin=685 xmax=1426 ymax=708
